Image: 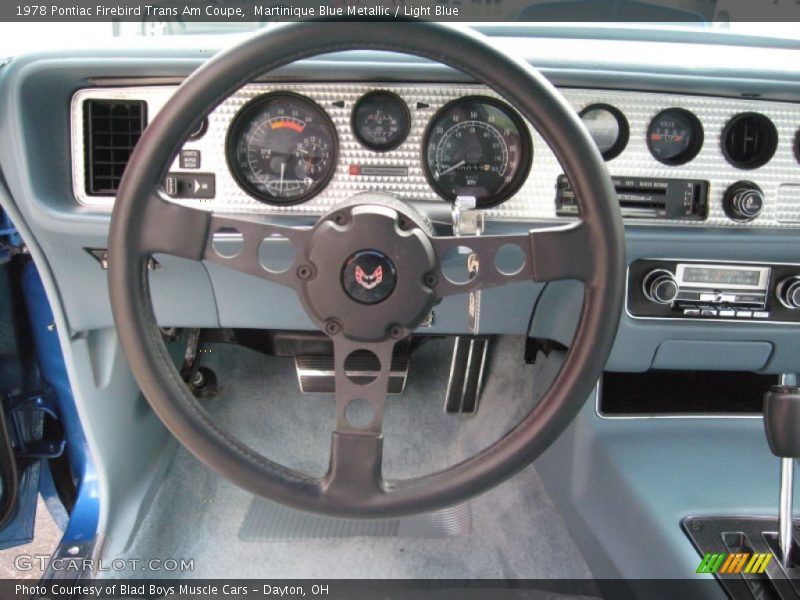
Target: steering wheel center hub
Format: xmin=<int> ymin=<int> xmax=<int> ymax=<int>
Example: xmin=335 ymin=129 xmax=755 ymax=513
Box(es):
xmin=341 ymin=249 xmax=397 ymax=304
xmin=301 ymin=199 xmax=438 ymax=343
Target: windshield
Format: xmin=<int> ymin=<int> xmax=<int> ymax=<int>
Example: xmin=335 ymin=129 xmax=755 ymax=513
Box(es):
xmin=0 ymin=18 xmax=797 ymax=55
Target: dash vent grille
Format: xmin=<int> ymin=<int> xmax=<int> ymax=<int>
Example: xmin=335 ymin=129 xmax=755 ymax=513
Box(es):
xmin=722 ymin=113 xmax=778 ymax=170
xmin=84 ymin=99 xmax=146 ymax=195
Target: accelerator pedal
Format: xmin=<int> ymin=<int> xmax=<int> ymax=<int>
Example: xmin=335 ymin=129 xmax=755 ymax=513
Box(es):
xmin=445 ymin=336 xmax=490 ymax=414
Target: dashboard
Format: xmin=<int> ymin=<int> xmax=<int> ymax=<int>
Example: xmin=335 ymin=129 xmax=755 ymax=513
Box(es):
xmin=72 ymin=82 xmax=800 ymax=228
xmin=0 ymin=34 xmax=799 ymax=374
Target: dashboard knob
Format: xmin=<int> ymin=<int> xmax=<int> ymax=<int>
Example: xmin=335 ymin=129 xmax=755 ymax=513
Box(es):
xmin=643 ymin=269 xmax=678 ymax=305
xmin=777 ymin=277 xmax=800 ymax=310
xmin=724 ymin=181 xmax=764 ymax=222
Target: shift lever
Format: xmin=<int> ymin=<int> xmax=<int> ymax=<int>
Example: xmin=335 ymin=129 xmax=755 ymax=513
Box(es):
xmin=763 ymin=377 xmax=800 ymax=565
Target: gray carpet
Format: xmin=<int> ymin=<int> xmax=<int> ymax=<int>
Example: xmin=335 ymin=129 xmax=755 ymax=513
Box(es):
xmin=108 ymin=336 xmax=592 ymax=579
xmin=238 ymin=498 xmax=473 ymax=541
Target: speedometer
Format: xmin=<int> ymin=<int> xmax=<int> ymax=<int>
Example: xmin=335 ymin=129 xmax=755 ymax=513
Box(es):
xmin=423 ymin=96 xmax=532 ymax=208
xmin=226 ymin=92 xmax=338 ymax=205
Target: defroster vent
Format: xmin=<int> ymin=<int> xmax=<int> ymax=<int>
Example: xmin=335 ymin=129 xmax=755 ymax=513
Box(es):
xmin=84 ymin=99 xmax=146 ymax=195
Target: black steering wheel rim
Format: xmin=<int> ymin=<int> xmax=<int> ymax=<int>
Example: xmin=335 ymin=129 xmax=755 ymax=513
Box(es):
xmin=108 ymin=22 xmax=625 ymax=518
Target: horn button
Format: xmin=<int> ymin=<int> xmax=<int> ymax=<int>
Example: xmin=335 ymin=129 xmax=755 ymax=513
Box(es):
xmin=342 ymin=249 xmax=397 ymax=305
xmin=302 ymin=203 xmax=438 ymax=343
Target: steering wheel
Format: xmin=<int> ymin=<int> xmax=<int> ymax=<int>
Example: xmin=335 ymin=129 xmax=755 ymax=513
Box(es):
xmin=108 ymin=22 xmax=625 ymax=518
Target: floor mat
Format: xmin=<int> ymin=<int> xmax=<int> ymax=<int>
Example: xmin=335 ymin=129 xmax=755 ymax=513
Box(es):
xmin=239 ymin=499 xmax=472 ymax=541
xmin=108 ymin=336 xmax=593 ymax=579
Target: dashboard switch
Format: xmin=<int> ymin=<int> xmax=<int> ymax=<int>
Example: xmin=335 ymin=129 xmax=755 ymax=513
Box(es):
xmin=165 ymin=173 xmax=215 ymax=199
xmin=179 ymin=149 xmax=201 ymax=169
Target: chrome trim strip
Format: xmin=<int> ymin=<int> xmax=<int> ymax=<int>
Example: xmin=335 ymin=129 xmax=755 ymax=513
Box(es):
xmin=443 ymin=336 xmax=463 ymax=414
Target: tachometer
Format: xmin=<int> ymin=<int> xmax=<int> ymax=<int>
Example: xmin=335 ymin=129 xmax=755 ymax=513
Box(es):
xmin=423 ymin=96 xmax=532 ymax=208
xmin=226 ymin=92 xmax=338 ymax=204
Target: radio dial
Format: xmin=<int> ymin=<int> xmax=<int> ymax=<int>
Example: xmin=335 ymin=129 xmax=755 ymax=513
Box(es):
xmin=724 ymin=181 xmax=764 ymax=222
xmin=777 ymin=277 xmax=800 ymax=310
xmin=643 ymin=269 xmax=678 ymax=305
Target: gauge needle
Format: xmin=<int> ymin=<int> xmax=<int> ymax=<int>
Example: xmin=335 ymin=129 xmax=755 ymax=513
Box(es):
xmin=279 ymin=161 xmax=285 ymax=189
xmin=438 ymin=159 xmax=466 ymax=177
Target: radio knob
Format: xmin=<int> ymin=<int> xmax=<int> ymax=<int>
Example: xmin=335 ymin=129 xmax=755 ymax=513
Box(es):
xmin=724 ymin=182 xmax=764 ymax=222
xmin=643 ymin=269 xmax=678 ymax=305
xmin=777 ymin=276 xmax=800 ymax=310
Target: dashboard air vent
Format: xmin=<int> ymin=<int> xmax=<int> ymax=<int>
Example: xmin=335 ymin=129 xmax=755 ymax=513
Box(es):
xmin=84 ymin=99 xmax=146 ymax=195
xmin=722 ymin=113 xmax=778 ymax=170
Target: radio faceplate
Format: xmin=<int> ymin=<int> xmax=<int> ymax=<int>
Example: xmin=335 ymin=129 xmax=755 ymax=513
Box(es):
xmin=628 ymin=259 xmax=800 ymax=323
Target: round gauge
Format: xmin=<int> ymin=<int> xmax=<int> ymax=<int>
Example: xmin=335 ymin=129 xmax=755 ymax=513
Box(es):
xmin=646 ymin=108 xmax=704 ymax=165
xmin=226 ymin=92 xmax=338 ymax=204
xmin=579 ymin=104 xmax=629 ymax=161
xmin=352 ymin=91 xmax=411 ymax=151
xmin=423 ymin=96 xmax=532 ymax=208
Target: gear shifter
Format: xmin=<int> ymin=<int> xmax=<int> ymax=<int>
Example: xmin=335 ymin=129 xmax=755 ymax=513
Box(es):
xmin=763 ymin=376 xmax=800 ymax=565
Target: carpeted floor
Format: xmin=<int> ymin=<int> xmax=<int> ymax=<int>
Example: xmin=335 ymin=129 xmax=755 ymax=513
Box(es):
xmin=107 ymin=336 xmax=592 ymax=579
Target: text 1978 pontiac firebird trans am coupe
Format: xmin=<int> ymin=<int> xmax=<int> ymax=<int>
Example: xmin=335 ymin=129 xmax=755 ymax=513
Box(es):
xmin=1 ymin=12 xmax=800 ymax=599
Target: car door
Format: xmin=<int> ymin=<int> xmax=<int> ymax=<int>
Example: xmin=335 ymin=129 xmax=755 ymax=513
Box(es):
xmin=0 ymin=210 xmax=69 ymax=550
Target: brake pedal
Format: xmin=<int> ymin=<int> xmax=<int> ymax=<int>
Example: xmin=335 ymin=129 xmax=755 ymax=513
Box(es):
xmin=295 ymin=343 xmax=410 ymax=394
xmin=445 ymin=336 xmax=489 ymax=414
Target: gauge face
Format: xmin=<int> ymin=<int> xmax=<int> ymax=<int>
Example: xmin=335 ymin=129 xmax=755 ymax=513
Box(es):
xmin=226 ymin=93 xmax=338 ymax=204
xmin=423 ymin=97 xmax=532 ymax=208
xmin=579 ymin=104 xmax=629 ymax=161
xmin=352 ymin=91 xmax=410 ymax=151
xmin=646 ymin=108 xmax=704 ymax=165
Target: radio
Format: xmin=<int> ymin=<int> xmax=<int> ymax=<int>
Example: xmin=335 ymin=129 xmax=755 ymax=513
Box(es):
xmin=555 ymin=175 xmax=709 ymax=220
xmin=628 ymin=259 xmax=800 ymax=323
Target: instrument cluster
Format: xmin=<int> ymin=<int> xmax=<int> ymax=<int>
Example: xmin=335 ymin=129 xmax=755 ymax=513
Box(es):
xmin=224 ymin=88 xmax=533 ymax=208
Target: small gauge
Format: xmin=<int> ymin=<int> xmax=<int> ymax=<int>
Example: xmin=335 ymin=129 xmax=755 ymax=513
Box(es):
xmin=579 ymin=104 xmax=628 ymax=161
xmin=352 ymin=91 xmax=411 ymax=151
xmin=646 ymin=108 xmax=704 ymax=165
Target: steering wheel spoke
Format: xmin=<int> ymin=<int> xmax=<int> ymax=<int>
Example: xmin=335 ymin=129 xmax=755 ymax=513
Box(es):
xmin=431 ymin=221 xmax=593 ymax=299
xmin=321 ymin=337 xmax=396 ymax=498
xmin=135 ymin=192 xmax=212 ymax=260
xmin=529 ymin=221 xmax=594 ymax=284
xmin=203 ymin=213 xmax=311 ymax=289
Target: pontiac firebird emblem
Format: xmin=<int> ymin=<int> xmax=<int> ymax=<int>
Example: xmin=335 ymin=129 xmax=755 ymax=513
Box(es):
xmin=355 ymin=265 xmax=383 ymax=290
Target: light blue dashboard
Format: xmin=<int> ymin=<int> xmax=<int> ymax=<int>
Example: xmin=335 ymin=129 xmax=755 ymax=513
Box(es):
xmin=1 ymin=33 xmax=800 ymax=375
